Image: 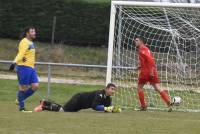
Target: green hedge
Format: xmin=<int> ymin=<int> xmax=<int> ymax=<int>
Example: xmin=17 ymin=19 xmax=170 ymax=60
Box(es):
xmin=0 ymin=0 xmax=110 ymax=46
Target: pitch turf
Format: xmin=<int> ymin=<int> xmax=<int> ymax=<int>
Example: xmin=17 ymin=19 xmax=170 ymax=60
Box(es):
xmin=0 ymin=79 xmax=200 ymax=134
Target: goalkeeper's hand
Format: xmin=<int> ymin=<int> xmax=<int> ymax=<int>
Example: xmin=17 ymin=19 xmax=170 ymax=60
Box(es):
xmin=104 ymin=106 xmax=114 ymax=113
xmin=112 ymin=106 xmax=122 ymax=113
xmin=9 ymin=63 xmax=16 ymax=71
xmin=104 ymin=106 xmax=122 ymax=113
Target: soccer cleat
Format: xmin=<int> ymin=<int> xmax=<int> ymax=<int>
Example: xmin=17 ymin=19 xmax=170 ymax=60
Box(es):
xmin=34 ymin=105 xmax=43 ymax=112
xmin=15 ymin=99 xmax=19 ymax=106
xmin=134 ymin=106 xmax=147 ymax=111
xmin=139 ymin=106 xmax=147 ymax=111
xmin=170 ymin=102 xmax=175 ymax=106
xmin=168 ymin=102 xmax=174 ymax=112
xmin=34 ymin=100 xmax=45 ymax=112
xmin=168 ymin=107 xmax=173 ymax=112
xmin=20 ymin=108 xmax=33 ymax=113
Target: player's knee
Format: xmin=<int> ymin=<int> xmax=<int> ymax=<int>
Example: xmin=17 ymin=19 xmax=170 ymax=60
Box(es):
xmin=155 ymin=88 xmax=160 ymax=92
xmin=155 ymin=87 xmax=163 ymax=93
xmin=20 ymin=85 xmax=29 ymax=91
xmin=31 ymin=83 xmax=39 ymax=90
xmin=153 ymin=84 xmax=161 ymax=92
xmin=137 ymin=85 xmax=143 ymax=91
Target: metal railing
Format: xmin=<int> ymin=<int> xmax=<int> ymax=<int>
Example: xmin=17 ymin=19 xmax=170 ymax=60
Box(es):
xmin=0 ymin=60 xmax=108 ymax=98
xmin=0 ymin=60 xmax=108 ymax=68
xmin=0 ymin=60 xmax=137 ymax=98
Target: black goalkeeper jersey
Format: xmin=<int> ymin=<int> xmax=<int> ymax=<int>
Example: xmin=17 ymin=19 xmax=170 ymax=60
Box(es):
xmin=62 ymin=89 xmax=111 ymax=112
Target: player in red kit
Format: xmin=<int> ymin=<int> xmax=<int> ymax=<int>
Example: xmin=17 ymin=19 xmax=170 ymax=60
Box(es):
xmin=134 ymin=37 xmax=173 ymax=112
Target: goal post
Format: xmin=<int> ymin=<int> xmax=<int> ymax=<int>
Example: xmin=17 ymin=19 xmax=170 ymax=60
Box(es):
xmin=106 ymin=3 xmax=117 ymax=85
xmin=107 ymin=1 xmax=200 ymax=112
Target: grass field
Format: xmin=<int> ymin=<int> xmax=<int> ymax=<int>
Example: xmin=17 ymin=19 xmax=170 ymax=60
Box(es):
xmin=1 ymin=79 xmax=200 ymax=134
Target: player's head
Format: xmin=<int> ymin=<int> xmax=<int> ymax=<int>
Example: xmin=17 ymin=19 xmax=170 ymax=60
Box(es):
xmin=134 ymin=36 xmax=145 ymax=47
xmin=23 ymin=26 xmax=36 ymax=40
xmin=105 ymin=83 xmax=116 ymax=96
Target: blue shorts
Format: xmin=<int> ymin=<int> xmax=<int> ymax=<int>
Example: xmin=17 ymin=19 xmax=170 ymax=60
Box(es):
xmin=16 ymin=65 xmax=39 ymax=85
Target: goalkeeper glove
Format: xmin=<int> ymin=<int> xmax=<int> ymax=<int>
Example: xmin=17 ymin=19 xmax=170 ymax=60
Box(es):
xmin=104 ymin=106 xmax=114 ymax=113
xmin=104 ymin=106 xmax=122 ymax=113
xmin=9 ymin=63 xmax=16 ymax=71
xmin=112 ymin=106 xmax=122 ymax=113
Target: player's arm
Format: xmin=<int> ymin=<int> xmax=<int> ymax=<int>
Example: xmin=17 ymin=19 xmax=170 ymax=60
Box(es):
xmin=104 ymin=97 xmax=112 ymax=107
xmin=91 ymin=94 xmax=113 ymax=112
xmin=9 ymin=42 xmax=28 ymax=71
xmin=91 ymin=94 xmax=105 ymax=111
xmin=92 ymin=95 xmax=121 ymax=113
xmin=147 ymin=57 xmax=155 ymax=77
xmin=136 ymin=65 xmax=141 ymax=70
xmin=14 ymin=43 xmax=28 ymax=63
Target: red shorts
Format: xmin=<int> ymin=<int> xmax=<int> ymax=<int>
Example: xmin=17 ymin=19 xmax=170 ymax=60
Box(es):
xmin=138 ymin=70 xmax=160 ymax=85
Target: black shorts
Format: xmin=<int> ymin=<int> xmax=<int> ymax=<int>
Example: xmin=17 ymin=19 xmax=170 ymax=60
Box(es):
xmin=62 ymin=93 xmax=82 ymax=112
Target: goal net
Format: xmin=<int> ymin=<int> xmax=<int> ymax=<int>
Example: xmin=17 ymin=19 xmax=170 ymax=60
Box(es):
xmin=107 ymin=1 xmax=200 ymax=112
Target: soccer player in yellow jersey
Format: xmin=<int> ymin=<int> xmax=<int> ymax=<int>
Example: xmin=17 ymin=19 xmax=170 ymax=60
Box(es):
xmin=9 ymin=26 xmax=39 ymax=112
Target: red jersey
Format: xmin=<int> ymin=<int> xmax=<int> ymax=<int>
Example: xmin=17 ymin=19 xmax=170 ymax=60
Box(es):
xmin=139 ymin=44 xmax=156 ymax=74
xmin=138 ymin=44 xmax=160 ymax=84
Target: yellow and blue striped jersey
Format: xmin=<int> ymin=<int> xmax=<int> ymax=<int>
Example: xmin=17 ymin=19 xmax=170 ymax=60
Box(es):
xmin=14 ymin=38 xmax=35 ymax=68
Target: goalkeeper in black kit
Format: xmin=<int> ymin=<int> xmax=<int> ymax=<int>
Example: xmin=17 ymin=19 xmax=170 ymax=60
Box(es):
xmin=34 ymin=83 xmax=121 ymax=113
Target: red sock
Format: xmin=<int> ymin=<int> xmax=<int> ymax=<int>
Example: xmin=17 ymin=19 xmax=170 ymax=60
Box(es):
xmin=138 ymin=90 xmax=146 ymax=108
xmin=160 ymin=90 xmax=170 ymax=105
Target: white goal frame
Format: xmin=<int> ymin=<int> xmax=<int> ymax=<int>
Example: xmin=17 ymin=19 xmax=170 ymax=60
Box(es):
xmin=106 ymin=1 xmax=200 ymax=84
xmin=106 ymin=1 xmax=200 ymax=112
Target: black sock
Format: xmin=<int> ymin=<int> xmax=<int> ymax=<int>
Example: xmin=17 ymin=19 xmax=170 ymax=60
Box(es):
xmin=43 ymin=102 xmax=62 ymax=112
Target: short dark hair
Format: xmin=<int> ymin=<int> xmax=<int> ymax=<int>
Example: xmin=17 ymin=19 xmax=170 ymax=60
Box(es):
xmin=134 ymin=36 xmax=146 ymax=43
xmin=22 ymin=26 xmax=35 ymax=38
xmin=106 ymin=83 xmax=116 ymax=89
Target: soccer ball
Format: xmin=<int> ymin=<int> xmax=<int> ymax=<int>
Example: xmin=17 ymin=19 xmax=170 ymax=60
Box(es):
xmin=172 ymin=96 xmax=182 ymax=106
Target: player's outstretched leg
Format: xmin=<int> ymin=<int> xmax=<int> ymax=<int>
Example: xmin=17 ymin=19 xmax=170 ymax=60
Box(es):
xmin=16 ymin=89 xmax=36 ymax=112
xmin=34 ymin=100 xmax=63 ymax=112
xmin=22 ymin=80 xmax=39 ymax=101
xmin=159 ymin=90 xmax=170 ymax=105
xmin=153 ymin=84 xmax=172 ymax=112
xmin=16 ymin=85 xmax=38 ymax=111
xmin=23 ymin=88 xmax=36 ymax=100
xmin=153 ymin=84 xmax=170 ymax=105
xmin=17 ymin=89 xmax=33 ymax=113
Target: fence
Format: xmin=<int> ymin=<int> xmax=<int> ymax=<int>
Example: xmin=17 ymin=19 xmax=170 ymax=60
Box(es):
xmin=0 ymin=60 xmax=107 ymax=98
